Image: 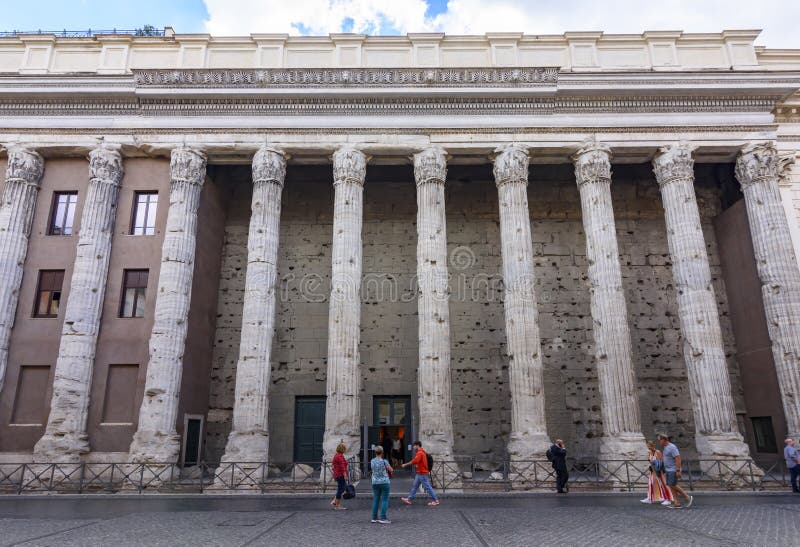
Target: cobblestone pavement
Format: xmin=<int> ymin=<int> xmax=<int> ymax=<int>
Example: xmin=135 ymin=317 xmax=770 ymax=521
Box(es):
xmin=0 ymin=492 xmax=798 ymax=546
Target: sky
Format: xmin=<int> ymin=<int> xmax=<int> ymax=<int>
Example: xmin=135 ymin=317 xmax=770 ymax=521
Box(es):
xmin=0 ymin=0 xmax=797 ymax=48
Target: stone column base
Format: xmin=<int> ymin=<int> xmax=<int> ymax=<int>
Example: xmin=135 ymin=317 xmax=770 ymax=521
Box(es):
xmin=220 ymin=431 xmax=269 ymax=464
xmin=322 ymin=432 xmax=361 ymax=464
xmin=507 ymin=431 xmax=550 ymax=461
xmin=32 ymin=432 xmax=90 ymax=463
xmin=696 ymin=433 xmax=761 ymax=482
xmin=128 ymin=430 xmax=181 ymax=464
xmin=599 ymin=433 xmax=649 ymax=461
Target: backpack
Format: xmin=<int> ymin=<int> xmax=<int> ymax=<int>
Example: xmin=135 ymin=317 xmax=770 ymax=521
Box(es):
xmin=545 ymin=448 xmax=554 ymax=462
xmin=426 ymin=452 xmax=434 ymax=471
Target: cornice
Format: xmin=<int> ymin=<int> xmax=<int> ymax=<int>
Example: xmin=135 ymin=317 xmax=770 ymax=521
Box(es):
xmin=0 ymin=95 xmax=780 ymax=118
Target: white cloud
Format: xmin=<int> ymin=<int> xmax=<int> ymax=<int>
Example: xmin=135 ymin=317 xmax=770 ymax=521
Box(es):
xmin=203 ymin=0 xmax=798 ymax=48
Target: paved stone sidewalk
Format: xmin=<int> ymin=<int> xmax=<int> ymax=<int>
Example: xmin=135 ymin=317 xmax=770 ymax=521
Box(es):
xmin=0 ymin=493 xmax=798 ymax=546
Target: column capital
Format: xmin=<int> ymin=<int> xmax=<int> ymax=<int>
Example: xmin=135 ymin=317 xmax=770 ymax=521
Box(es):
xmin=170 ymin=146 xmax=207 ymax=185
xmin=778 ymin=152 xmax=797 ymax=188
xmin=332 ymin=146 xmax=367 ymax=186
xmin=572 ymin=141 xmax=611 ymax=186
xmin=88 ymin=143 xmax=124 ymax=186
xmin=735 ymin=141 xmax=780 ymax=189
xmin=652 ymin=143 xmax=696 ymax=187
xmin=5 ymin=145 xmax=44 ymax=185
xmin=252 ymin=146 xmax=287 ymax=186
xmin=413 ymin=146 xmax=447 ymax=186
xmin=492 ymin=143 xmax=529 ymax=187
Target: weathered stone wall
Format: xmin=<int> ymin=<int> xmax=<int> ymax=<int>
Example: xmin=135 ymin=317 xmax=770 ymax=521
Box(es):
xmin=204 ymin=163 xmax=741 ymax=464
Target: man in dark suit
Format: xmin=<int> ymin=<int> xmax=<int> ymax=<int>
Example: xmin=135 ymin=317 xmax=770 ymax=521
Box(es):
xmin=549 ymin=439 xmax=568 ymax=493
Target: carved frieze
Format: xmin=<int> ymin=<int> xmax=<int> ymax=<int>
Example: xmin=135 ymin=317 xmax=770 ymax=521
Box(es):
xmin=133 ymin=67 xmax=558 ymax=88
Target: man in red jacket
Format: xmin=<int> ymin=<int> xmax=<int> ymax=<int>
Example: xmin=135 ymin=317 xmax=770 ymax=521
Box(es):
xmin=400 ymin=440 xmax=440 ymax=506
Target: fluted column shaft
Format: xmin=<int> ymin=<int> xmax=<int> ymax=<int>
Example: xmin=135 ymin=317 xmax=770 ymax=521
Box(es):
xmin=221 ymin=147 xmax=286 ymax=463
xmin=573 ymin=142 xmax=645 ymax=459
xmin=34 ymin=144 xmax=124 ymax=462
xmin=414 ymin=147 xmax=455 ymax=460
xmin=493 ymin=144 xmax=549 ymax=459
xmin=736 ymin=142 xmax=800 ymax=441
xmin=322 ymin=147 xmax=366 ymax=460
xmin=129 ymin=147 xmax=207 ymax=463
xmin=0 ymin=146 xmax=43 ymax=392
xmin=653 ymin=145 xmax=751 ymax=458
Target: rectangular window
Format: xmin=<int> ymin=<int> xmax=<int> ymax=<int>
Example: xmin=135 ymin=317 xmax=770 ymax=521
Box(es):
xmin=48 ymin=192 xmax=78 ymax=235
xmin=751 ymin=416 xmax=778 ymax=453
xmin=34 ymin=270 xmax=65 ymax=318
xmin=131 ymin=192 xmax=158 ymax=235
xmin=120 ymin=269 xmax=148 ymax=318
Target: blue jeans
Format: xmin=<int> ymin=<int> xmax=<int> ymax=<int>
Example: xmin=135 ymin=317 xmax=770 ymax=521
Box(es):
xmin=372 ymin=483 xmax=390 ymax=520
xmin=407 ymin=473 xmax=438 ymax=501
xmin=790 ymin=465 xmax=800 ymax=492
xmin=335 ymin=476 xmax=347 ymax=500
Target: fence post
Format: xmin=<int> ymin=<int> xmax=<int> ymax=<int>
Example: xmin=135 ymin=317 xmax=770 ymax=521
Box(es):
xmin=108 ymin=463 xmax=115 ymax=493
xmin=138 ymin=464 xmax=144 ymax=493
xmin=687 ymin=461 xmax=694 ymax=491
xmin=17 ymin=464 xmax=26 ymax=495
xmin=78 ymin=463 xmax=85 ymax=494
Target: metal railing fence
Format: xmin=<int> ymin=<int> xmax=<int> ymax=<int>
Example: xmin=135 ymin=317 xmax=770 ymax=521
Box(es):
xmin=0 ymin=457 xmax=790 ymax=494
xmin=0 ymin=28 xmax=167 ymax=38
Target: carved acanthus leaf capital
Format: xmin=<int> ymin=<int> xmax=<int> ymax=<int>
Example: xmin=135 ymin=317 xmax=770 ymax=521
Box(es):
xmin=88 ymin=143 xmax=124 ymax=186
xmin=5 ymin=145 xmax=44 ymax=185
xmin=735 ymin=142 xmax=780 ymax=189
xmin=170 ymin=146 xmax=207 ymax=185
xmin=778 ymin=152 xmax=797 ymax=187
xmin=332 ymin=146 xmax=367 ymax=186
xmin=413 ymin=147 xmax=447 ymax=186
xmin=572 ymin=141 xmax=612 ymax=186
xmin=652 ymin=144 xmax=696 ymax=187
xmin=252 ymin=146 xmax=287 ymax=186
xmin=492 ymin=144 xmax=529 ymax=187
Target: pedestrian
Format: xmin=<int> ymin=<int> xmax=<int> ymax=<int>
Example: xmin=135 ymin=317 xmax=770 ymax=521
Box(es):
xmin=331 ymin=442 xmax=349 ymax=510
xmin=784 ymin=438 xmax=800 ymax=493
xmin=641 ymin=440 xmax=673 ymax=505
xmin=548 ymin=439 xmax=569 ymax=494
xmin=370 ymin=445 xmax=393 ymax=524
xmin=657 ymin=433 xmax=693 ymax=508
xmin=392 ymin=436 xmax=403 ymax=466
xmin=400 ymin=440 xmax=440 ymax=506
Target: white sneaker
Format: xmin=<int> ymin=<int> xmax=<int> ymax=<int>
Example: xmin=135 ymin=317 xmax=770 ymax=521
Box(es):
xmin=640 ymin=498 xmax=650 ymax=503
xmin=661 ymin=500 xmax=671 ymax=506
xmin=686 ymin=495 xmax=693 ymax=508
xmin=378 ymin=519 xmax=391 ymax=524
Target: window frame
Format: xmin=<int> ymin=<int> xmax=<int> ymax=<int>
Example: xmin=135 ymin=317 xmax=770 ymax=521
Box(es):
xmin=119 ymin=269 xmax=149 ymax=318
xmin=751 ymin=416 xmax=778 ymax=453
xmin=33 ymin=269 xmax=65 ymax=318
xmin=47 ymin=191 xmax=78 ymax=236
xmin=130 ymin=191 xmax=159 ymax=236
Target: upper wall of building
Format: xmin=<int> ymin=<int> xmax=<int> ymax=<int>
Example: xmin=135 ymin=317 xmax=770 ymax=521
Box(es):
xmin=1 ymin=29 xmax=799 ymax=74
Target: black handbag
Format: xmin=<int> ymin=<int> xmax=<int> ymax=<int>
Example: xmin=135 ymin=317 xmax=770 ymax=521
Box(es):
xmin=343 ymin=483 xmax=356 ymax=499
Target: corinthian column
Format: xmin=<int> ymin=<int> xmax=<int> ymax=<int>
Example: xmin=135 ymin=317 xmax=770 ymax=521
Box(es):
xmin=736 ymin=142 xmax=800 ymax=442
xmin=414 ymin=147 xmax=455 ymax=462
xmin=220 ymin=147 xmax=286 ymax=465
xmin=653 ymin=144 xmax=751 ymax=459
xmin=493 ymin=144 xmax=549 ymax=460
xmin=129 ymin=146 xmax=207 ymax=463
xmin=34 ymin=144 xmax=124 ymax=462
xmin=572 ymin=142 xmax=646 ymax=460
xmin=0 ymin=146 xmax=43 ymax=392
xmin=322 ymin=146 xmax=367 ymax=460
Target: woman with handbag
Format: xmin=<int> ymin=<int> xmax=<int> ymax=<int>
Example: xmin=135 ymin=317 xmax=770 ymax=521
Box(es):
xmin=370 ymin=445 xmax=393 ymax=524
xmin=332 ymin=443 xmax=349 ymax=510
xmin=641 ymin=440 xmax=674 ymax=506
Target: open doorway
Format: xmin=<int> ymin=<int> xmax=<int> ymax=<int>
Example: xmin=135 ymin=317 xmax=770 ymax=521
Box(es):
xmin=368 ymin=396 xmax=411 ymax=467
